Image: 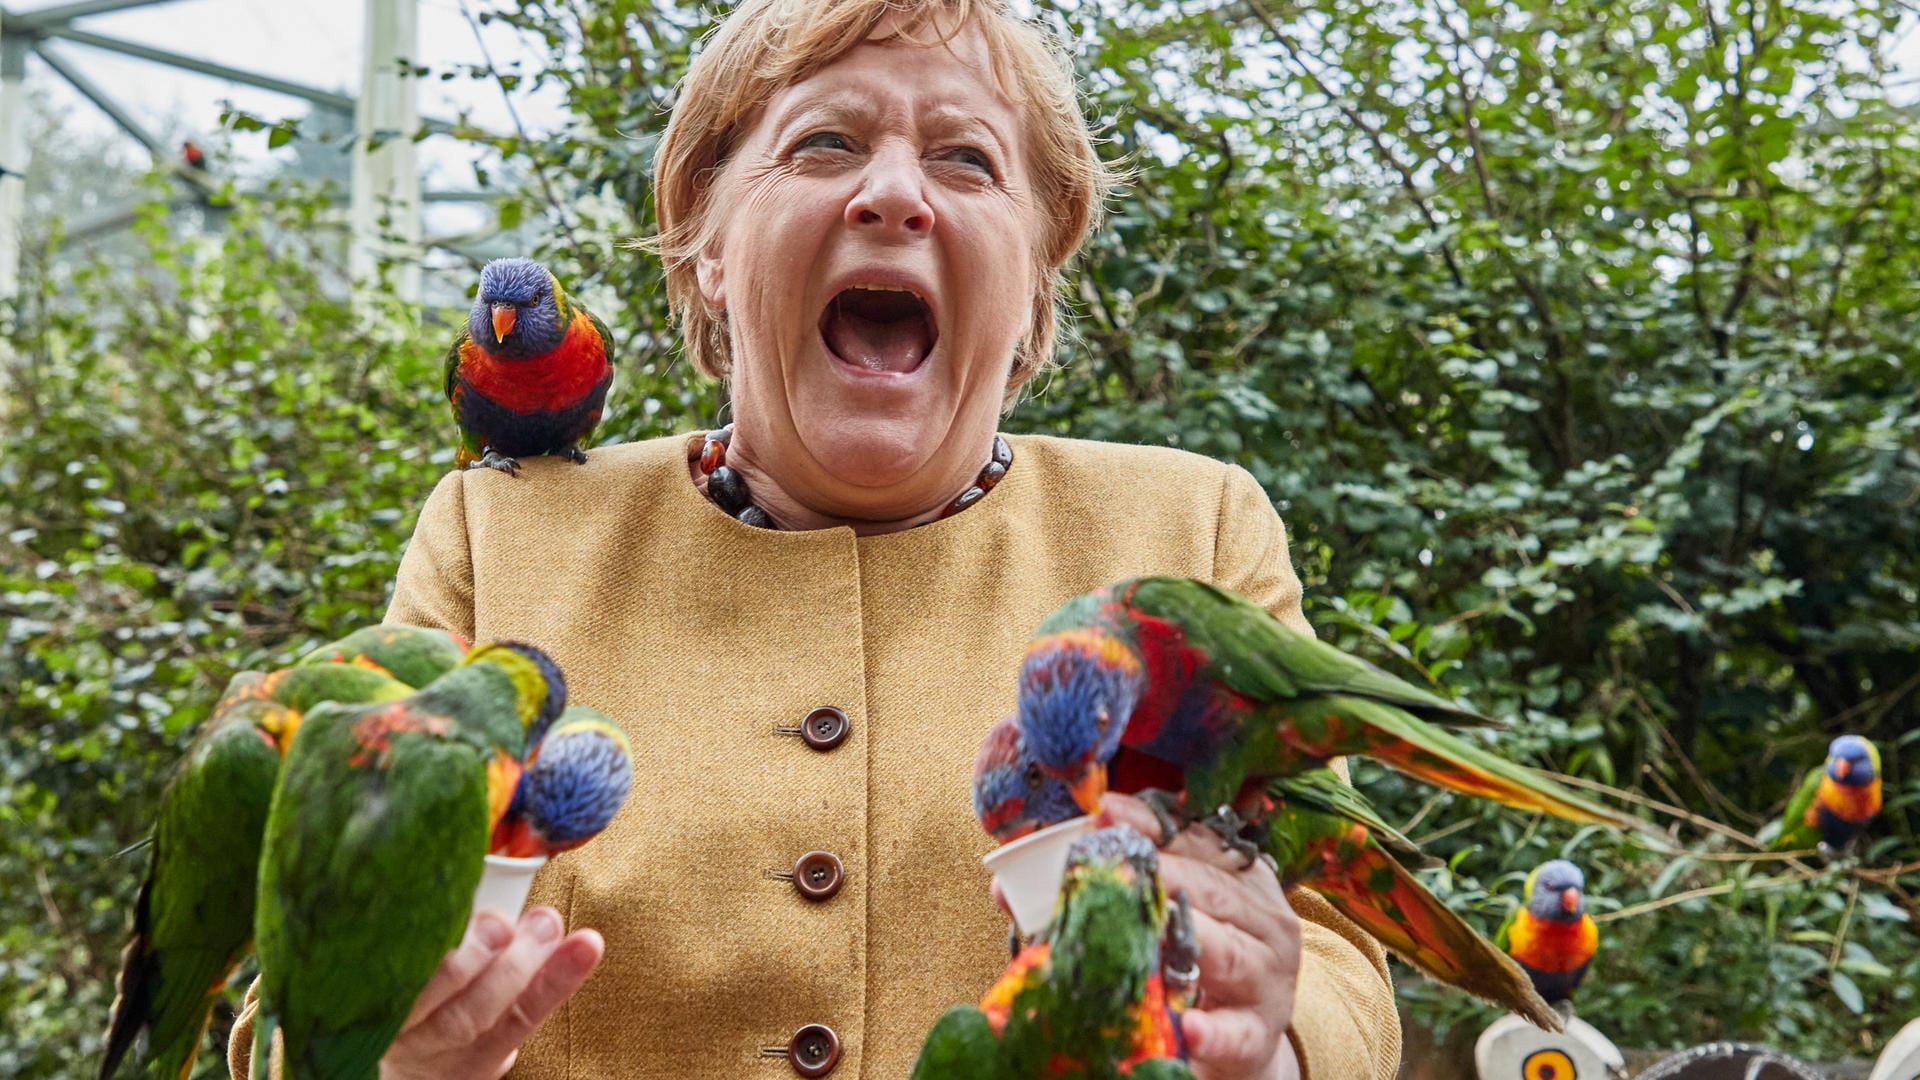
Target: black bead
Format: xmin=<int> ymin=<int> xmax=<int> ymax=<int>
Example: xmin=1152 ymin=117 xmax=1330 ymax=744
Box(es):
xmin=736 ymin=505 xmax=776 ymax=529
xmin=941 ymin=486 xmax=986 ymax=519
xmin=990 ymin=435 xmax=1012 ymax=469
xmin=979 ymin=461 xmax=1008 ymax=489
xmin=708 ymin=465 xmax=750 ymax=513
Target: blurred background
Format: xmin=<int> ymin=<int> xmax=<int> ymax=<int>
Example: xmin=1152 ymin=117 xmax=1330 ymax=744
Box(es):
xmin=0 ymin=0 xmax=1915 ymax=1076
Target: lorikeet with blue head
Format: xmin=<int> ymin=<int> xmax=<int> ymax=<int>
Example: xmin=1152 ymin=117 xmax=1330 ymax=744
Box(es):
xmin=447 ymin=257 xmax=613 ymax=475
xmin=297 ymin=625 xmax=470 ymax=689
xmin=1496 ymin=859 xmax=1597 ymax=1010
xmin=1016 ymin=577 xmax=1646 ymax=860
xmin=912 ymin=826 xmax=1194 ymax=1080
xmin=492 ymin=706 xmax=634 ymax=857
xmin=975 ymin=719 xmax=1560 ymax=1030
xmin=251 ymin=642 xmax=566 ymax=1080
xmin=98 ymin=662 xmax=414 ymax=1080
xmin=1768 ymin=735 xmax=1882 ymax=857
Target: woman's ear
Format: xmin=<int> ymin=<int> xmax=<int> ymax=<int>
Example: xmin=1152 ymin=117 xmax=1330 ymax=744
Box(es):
xmin=695 ymin=239 xmax=726 ymax=315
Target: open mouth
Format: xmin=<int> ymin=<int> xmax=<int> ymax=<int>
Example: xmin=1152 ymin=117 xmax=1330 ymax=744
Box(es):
xmin=819 ymin=285 xmax=936 ymax=374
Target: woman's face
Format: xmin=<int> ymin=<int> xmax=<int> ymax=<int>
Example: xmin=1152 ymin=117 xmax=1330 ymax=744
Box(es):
xmin=697 ymin=19 xmax=1037 ymax=516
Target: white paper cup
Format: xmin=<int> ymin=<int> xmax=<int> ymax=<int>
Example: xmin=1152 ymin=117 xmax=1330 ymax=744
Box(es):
xmin=981 ymin=816 xmax=1098 ymax=938
xmin=472 ymin=854 xmax=548 ymax=918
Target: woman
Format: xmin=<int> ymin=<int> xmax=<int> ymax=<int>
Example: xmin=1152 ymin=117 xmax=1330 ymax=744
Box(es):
xmin=231 ymin=1 xmax=1401 ymax=1077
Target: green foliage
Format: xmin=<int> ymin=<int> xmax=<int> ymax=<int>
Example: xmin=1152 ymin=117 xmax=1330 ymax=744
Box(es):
xmin=4 ymin=0 xmax=1917 ymax=1073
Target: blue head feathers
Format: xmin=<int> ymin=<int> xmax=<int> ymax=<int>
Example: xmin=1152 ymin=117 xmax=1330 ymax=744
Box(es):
xmin=1526 ymin=859 xmax=1587 ymax=922
xmin=1826 ymin=735 xmax=1877 ymax=786
xmin=471 ymin=257 xmax=567 ymax=359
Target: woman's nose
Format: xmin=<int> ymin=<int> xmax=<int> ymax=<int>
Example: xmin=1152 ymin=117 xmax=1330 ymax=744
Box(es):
xmin=846 ymin=150 xmax=934 ymax=236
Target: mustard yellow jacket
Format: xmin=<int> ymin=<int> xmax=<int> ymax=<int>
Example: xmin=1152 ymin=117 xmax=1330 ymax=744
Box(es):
xmin=231 ymin=432 xmax=1400 ymax=1079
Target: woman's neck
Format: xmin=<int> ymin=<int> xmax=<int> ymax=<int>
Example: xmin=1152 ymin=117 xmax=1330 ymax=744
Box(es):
xmin=692 ymin=426 xmax=998 ymax=537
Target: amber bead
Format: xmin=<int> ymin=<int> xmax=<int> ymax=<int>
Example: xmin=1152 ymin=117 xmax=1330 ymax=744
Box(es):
xmin=700 ymin=437 xmax=727 ymax=474
xmin=979 ymin=461 xmax=1008 ymax=489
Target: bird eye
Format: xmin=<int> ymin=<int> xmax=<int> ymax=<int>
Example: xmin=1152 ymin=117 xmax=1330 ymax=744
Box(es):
xmin=1024 ymin=763 xmax=1043 ymax=786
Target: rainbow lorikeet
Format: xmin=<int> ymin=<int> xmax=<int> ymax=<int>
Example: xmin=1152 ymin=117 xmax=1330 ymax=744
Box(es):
xmin=1016 ymin=577 xmax=1645 ymax=860
xmin=251 ymin=642 xmax=565 ymax=1080
xmin=492 ymin=706 xmax=634 ymax=857
xmin=974 ymin=719 xmax=1559 ymax=1030
xmin=1495 ymin=860 xmax=1597 ymax=1009
xmin=912 ymin=826 xmax=1194 ymax=1080
xmin=1768 ymin=735 xmax=1882 ymax=856
xmin=297 ymin=625 xmax=470 ymax=689
xmin=98 ymin=663 xmax=414 ymax=1080
xmin=446 ymin=257 xmax=613 ymax=475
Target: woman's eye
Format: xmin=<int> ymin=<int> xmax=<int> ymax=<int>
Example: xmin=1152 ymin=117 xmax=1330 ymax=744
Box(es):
xmin=941 ymin=146 xmax=994 ymax=173
xmin=797 ymin=132 xmax=851 ymax=152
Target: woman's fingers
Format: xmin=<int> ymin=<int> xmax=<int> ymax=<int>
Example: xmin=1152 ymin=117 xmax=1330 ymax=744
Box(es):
xmin=402 ymin=910 xmax=514 ymax=1031
xmin=416 ymin=907 xmax=569 ymax=1044
xmin=468 ymin=929 xmax=604 ymax=1066
xmin=1183 ymin=1008 xmax=1287 ymax=1078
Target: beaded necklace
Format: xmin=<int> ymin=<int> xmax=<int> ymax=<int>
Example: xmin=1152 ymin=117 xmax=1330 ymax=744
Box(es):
xmin=697 ymin=424 xmax=1013 ymax=530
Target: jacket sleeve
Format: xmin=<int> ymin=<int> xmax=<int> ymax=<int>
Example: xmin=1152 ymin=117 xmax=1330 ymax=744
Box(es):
xmin=227 ymin=471 xmax=477 ymax=1080
xmin=1212 ymin=464 xmax=1403 ymax=1080
xmin=385 ymin=469 xmax=477 ymax=638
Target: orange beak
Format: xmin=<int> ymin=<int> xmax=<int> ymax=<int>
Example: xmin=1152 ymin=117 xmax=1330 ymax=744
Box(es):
xmin=1833 ymin=757 xmax=1851 ymax=780
xmin=1561 ymin=887 xmax=1581 ymax=914
xmin=1068 ymin=765 xmax=1108 ymax=816
xmin=490 ymin=303 xmax=517 ymax=342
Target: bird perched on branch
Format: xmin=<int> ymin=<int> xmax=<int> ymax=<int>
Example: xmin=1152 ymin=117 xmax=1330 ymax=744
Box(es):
xmin=1769 ymin=734 xmax=1882 ymax=858
xmin=446 ymin=257 xmax=613 ymax=475
xmin=1497 ymin=859 xmax=1597 ymax=1011
xmin=912 ymin=826 xmax=1194 ymax=1080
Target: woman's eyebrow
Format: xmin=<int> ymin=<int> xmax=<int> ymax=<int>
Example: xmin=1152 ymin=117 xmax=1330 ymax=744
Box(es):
xmin=768 ymin=94 xmax=877 ymax=143
xmin=921 ymin=105 xmax=1011 ymax=151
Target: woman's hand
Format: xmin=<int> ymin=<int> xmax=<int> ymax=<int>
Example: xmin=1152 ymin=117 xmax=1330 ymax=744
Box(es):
xmin=378 ymin=906 xmax=604 ymax=1080
xmin=1098 ymin=794 xmax=1303 ymax=1080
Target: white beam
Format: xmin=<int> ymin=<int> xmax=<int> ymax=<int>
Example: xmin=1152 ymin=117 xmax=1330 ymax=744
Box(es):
xmin=0 ymin=36 xmax=29 ymax=302
xmin=350 ymin=0 xmax=421 ymax=308
xmin=6 ymin=0 xmax=185 ymax=31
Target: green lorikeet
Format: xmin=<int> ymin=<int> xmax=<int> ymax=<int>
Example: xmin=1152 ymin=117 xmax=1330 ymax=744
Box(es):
xmin=491 ymin=706 xmax=634 ymax=857
xmin=1768 ymin=734 xmax=1882 ymax=856
xmin=447 ymin=257 xmax=614 ymax=475
xmin=974 ymin=719 xmax=1559 ymax=1030
xmin=1496 ymin=859 xmax=1597 ymax=1009
xmin=99 ymin=664 xmax=413 ymax=1080
xmin=251 ymin=642 xmax=565 ymax=1080
xmin=912 ymin=826 xmax=1194 ymax=1080
xmin=1015 ymin=577 xmax=1644 ymax=855
xmin=297 ymin=625 xmax=470 ymax=689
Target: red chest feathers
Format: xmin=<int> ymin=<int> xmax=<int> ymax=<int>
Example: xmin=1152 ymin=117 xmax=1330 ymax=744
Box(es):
xmin=459 ymin=310 xmax=610 ymax=412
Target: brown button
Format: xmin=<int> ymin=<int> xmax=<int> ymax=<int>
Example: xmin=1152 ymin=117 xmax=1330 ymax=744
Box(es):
xmin=792 ymin=851 xmax=844 ymax=902
xmin=787 ymin=1024 xmax=840 ymax=1077
xmin=800 ymin=706 xmax=850 ymax=751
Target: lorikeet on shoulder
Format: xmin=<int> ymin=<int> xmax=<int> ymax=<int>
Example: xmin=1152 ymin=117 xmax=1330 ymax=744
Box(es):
xmin=98 ymin=662 xmax=413 ymax=1080
xmin=446 ymin=257 xmax=613 ymax=475
xmin=1496 ymin=859 xmax=1597 ymax=1009
xmin=912 ymin=826 xmax=1193 ymax=1080
xmin=1769 ymin=735 xmax=1881 ymax=856
xmin=1016 ymin=577 xmax=1645 ymax=856
xmin=252 ymin=642 xmax=564 ymax=1080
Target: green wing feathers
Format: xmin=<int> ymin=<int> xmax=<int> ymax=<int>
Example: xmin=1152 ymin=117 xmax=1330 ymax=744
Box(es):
xmin=1769 ymin=768 xmax=1824 ymax=852
xmin=909 ymin=1006 xmax=999 ymax=1080
xmin=1311 ymin=841 xmax=1559 ymax=1030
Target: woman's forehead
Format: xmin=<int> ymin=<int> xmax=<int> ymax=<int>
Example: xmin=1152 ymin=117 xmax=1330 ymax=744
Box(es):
xmin=761 ymin=19 xmax=1016 ymax=129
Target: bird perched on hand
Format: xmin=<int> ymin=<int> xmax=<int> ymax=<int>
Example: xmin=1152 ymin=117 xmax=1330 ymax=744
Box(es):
xmin=1015 ymin=577 xmax=1646 ymax=861
xmin=251 ymin=642 xmax=565 ymax=1080
xmin=446 ymin=257 xmax=613 ymax=475
xmin=97 ymin=663 xmax=413 ymax=1080
xmin=1496 ymin=859 xmax=1597 ymax=1010
xmin=975 ymin=720 xmax=1559 ymax=1030
xmin=492 ymin=706 xmax=634 ymax=857
xmin=912 ymin=826 xmax=1194 ymax=1080
xmin=1769 ymin=735 xmax=1882 ymax=857
xmin=297 ymin=624 xmax=470 ymax=689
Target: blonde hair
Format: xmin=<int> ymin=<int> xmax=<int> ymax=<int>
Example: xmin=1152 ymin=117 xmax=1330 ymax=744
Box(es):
xmin=645 ymin=0 xmax=1119 ymax=394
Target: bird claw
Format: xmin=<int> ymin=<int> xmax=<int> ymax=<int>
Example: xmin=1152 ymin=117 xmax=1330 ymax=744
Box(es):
xmin=470 ymin=449 xmax=522 ymax=476
xmin=1197 ymin=804 xmax=1262 ymax=869
xmin=559 ymin=443 xmax=588 ymax=465
xmin=1162 ymin=888 xmax=1202 ymax=1011
xmin=1136 ymin=788 xmax=1186 ymax=846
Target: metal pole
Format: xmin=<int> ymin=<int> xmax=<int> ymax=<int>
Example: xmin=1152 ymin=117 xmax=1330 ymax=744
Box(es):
xmin=351 ymin=0 xmax=420 ymax=307
xmin=5 ymin=0 xmax=182 ymax=31
xmin=0 ymin=35 xmax=29 ymax=302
